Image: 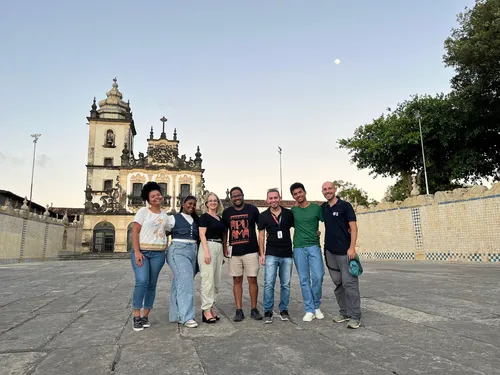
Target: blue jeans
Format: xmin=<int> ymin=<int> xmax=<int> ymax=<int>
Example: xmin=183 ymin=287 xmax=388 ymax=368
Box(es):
xmin=131 ymin=250 xmax=166 ymax=310
xmin=263 ymin=255 xmax=293 ymax=313
xmin=293 ymin=246 xmax=325 ymax=313
xmin=167 ymin=241 xmax=198 ymax=323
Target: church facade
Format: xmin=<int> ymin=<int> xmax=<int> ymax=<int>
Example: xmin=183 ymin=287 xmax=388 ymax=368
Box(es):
xmin=82 ymin=79 xmax=206 ymax=253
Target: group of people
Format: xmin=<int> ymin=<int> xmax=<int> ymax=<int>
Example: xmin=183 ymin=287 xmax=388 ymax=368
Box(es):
xmin=129 ymin=180 xmax=362 ymax=332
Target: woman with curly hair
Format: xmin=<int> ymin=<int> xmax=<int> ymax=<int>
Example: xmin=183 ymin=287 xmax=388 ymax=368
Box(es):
xmin=131 ymin=182 xmax=168 ymax=331
xmin=166 ymin=195 xmax=200 ymax=328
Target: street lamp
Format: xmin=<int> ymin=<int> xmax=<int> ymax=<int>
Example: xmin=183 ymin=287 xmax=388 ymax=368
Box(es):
xmin=278 ymin=146 xmax=283 ymax=195
xmin=414 ymin=112 xmax=429 ymax=195
xmin=29 ymin=134 xmax=41 ymax=210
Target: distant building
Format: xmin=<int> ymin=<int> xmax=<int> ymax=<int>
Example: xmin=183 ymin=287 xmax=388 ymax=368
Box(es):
xmin=82 ymin=79 xmax=206 ymax=253
xmin=0 ymin=190 xmax=81 ymax=221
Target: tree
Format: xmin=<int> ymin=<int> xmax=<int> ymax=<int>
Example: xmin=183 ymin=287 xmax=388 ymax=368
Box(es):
xmin=337 ymin=1 xmax=500 ymax=196
xmin=338 ymin=94 xmax=471 ymax=196
xmin=383 ymin=178 xmax=407 ymax=202
xmin=443 ymin=0 xmax=500 ymax=180
xmin=332 ymin=180 xmax=378 ymax=206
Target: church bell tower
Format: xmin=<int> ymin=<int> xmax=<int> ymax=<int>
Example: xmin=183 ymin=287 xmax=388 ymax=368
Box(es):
xmin=85 ymin=78 xmax=136 ymax=199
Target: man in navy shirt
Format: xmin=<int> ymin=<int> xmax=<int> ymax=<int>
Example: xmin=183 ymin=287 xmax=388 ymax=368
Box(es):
xmin=321 ymin=181 xmax=361 ymax=329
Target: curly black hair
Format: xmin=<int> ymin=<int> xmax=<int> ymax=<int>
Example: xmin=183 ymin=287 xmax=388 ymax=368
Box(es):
xmin=180 ymin=195 xmax=199 ymax=222
xmin=140 ymin=182 xmax=163 ymax=203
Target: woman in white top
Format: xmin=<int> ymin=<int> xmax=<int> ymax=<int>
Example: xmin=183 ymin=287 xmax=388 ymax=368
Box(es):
xmin=131 ymin=182 xmax=168 ymax=332
xmin=165 ymin=195 xmax=200 ymax=328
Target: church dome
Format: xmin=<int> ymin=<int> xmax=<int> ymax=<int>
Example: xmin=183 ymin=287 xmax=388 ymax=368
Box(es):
xmin=96 ymin=78 xmax=131 ymax=120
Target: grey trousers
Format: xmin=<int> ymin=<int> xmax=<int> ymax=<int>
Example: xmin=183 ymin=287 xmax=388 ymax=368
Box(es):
xmin=324 ymin=251 xmax=361 ymax=320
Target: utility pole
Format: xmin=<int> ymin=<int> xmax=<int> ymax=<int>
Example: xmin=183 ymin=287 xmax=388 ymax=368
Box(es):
xmin=414 ymin=112 xmax=429 ymax=195
xmin=29 ymin=134 xmax=42 ymax=209
xmin=278 ymin=146 xmax=283 ymax=195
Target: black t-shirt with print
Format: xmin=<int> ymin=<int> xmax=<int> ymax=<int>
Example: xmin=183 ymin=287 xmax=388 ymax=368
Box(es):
xmin=222 ymin=204 xmax=260 ymax=256
xmin=198 ymin=213 xmax=226 ymax=240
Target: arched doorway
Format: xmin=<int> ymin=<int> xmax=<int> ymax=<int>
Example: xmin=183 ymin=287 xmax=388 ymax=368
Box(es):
xmin=126 ymin=222 xmax=134 ymax=252
xmin=92 ymin=222 xmax=115 ymax=253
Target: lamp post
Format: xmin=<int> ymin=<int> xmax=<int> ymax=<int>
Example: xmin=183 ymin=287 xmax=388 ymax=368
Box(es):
xmin=414 ymin=112 xmax=429 ymax=195
xmin=29 ymin=134 xmax=41 ymax=210
xmin=278 ymin=146 xmax=283 ymax=195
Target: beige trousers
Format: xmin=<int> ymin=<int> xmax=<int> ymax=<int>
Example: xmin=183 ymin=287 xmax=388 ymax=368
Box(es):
xmin=198 ymin=241 xmax=224 ymax=311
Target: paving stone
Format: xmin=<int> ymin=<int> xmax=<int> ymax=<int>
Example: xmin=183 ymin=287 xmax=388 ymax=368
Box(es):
xmin=0 ymin=313 xmax=78 ymax=352
xmin=0 ymin=314 xmax=32 ymax=335
xmin=47 ymin=310 xmax=130 ymax=348
xmin=0 ymin=352 xmax=46 ymax=375
xmin=33 ymin=345 xmax=118 ymax=375
xmin=115 ymin=341 xmax=204 ymax=375
xmin=0 ymin=259 xmax=498 ymax=375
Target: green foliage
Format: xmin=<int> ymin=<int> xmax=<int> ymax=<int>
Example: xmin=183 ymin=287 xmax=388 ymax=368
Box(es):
xmin=338 ymin=94 xmax=470 ymax=195
xmin=332 ymin=180 xmax=378 ymax=207
xmin=338 ymin=0 xmax=500 ymax=198
xmin=383 ymin=178 xmax=408 ymax=202
xmin=443 ymin=0 xmax=500 ymax=180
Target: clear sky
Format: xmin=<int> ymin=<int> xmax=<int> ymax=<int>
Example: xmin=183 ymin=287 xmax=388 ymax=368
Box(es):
xmin=0 ymin=0 xmax=474 ymax=208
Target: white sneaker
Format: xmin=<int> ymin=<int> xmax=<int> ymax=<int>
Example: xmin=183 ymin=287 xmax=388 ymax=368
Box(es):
xmin=303 ymin=312 xmax=315 ymax=322
xmin=184 ymin=319 xmax=198 ymax=328
xmin=315 ymin=309 xmax=325 ymax=320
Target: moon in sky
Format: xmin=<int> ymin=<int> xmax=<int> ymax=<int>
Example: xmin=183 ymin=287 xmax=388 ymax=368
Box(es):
xmin=334 ymin=58 xmax=341 ymax=65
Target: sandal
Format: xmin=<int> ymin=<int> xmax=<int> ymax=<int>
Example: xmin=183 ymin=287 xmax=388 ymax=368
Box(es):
xmin=202 ymin=310 xmax=216 ymax=324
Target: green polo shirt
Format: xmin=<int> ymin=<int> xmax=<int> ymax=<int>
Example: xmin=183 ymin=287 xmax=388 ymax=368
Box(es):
xmin=291 ymin=203 xmax=323 ymax=248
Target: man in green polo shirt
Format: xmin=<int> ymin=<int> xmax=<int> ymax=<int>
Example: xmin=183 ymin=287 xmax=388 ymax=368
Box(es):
xmin=290 ymin=182 xmax=325 ymax=322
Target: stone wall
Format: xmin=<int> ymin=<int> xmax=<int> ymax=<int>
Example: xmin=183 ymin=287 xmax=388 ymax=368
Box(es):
xmin=355 ymin=183 xmax=500 ymax=263
xmin=0 ymin=198 xmax=83 ymax=264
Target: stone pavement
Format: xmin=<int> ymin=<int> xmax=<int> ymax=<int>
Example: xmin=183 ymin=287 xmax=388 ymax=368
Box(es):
xmin=0 ymin=260 xmax=499 ymax=375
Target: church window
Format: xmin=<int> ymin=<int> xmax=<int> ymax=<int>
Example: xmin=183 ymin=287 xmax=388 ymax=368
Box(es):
xmin=103 ymin=180 xmax=113 ymax=191
xmin=180 ymin=184 xmax=191 ymax=200
xmin=104 ymin=157 xmax=113 ymax=167
xmin=105 ymin=129 xmax=115 ymax=147
xmin=131 ymin=183 xmax=143 ymax=205
xmin=158 ymin=183 xmax=167 ymax=196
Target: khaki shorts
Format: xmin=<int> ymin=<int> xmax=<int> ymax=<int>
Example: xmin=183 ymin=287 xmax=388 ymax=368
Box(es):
xmin=228 ymin=252 xmax=260 ymax=277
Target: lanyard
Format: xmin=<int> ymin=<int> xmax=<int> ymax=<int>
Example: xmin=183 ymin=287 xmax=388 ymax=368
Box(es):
xmin=271 ymin=212 xmax=282 ymax=228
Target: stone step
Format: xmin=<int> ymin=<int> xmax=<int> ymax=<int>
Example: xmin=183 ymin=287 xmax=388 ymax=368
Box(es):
xmin=58 ymin=252 xmax=131 ymax=261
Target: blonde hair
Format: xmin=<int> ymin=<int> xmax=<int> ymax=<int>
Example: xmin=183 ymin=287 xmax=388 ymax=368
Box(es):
xmin=204 ymin=192 xmax=223 ymax=215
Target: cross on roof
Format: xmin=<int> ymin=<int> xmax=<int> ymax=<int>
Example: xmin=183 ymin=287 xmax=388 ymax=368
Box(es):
xmin=160 ymin=116 xmax=167 ymax=139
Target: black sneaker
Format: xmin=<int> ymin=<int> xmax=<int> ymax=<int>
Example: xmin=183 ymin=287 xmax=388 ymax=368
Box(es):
xmin=263 ymin=311 xmax=273 ymax=324
xmin=142 ymin=316 xmax=151 ymax=328
xmin=280 ymin=310 xmax=290 ymax=321
xmin=233 ymin=309 xmax=245 ymax=322
xmin=251 ymin=308 xmax=263 ymax=320
xmin=133 ymin=316 xmax=144 ymax=331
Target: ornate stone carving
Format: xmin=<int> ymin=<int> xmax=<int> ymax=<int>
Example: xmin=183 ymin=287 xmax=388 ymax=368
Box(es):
xmin=156 ymin=172 xmax=171 ymax=183
xmin=148 ymin=144 xmax=178 ymax=164
xmin=130 ymin=173 xmax=147 ymax=184
xmin=410 ymin=174 xmax=420 ymax=197
xmin=179 ymin=175 xmax=192 ymax=184
xmin=84 ymin=177 xmax=126 ymax=214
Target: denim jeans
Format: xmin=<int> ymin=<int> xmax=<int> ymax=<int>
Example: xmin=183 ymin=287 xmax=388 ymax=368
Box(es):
xmin=167 ymin=241 xmax=198 ymax=323
xmin=131 ymin=250 xmax=166 ymax=310
xmin=263 ymin=255 xmax=293 ymax=313
xmin=293 ymin=245 xmax=325 ymax=313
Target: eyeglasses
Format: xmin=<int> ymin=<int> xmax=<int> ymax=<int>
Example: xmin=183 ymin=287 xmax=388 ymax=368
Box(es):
xmin=231 ymin=194 xmax=243 ymax=199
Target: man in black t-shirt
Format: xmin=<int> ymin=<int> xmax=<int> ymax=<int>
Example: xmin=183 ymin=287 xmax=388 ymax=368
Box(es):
xmin=258 ymin=189 xmax=294 ymax=323
xmin=222 ymin=186 xmax=263 ymax=322
xmin=321 ymin=181 xmax=361 ymax=329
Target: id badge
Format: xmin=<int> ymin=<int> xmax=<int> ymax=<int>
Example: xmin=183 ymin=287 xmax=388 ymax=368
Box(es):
xmin=277 ymin=231 xmax=283 ymax=239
